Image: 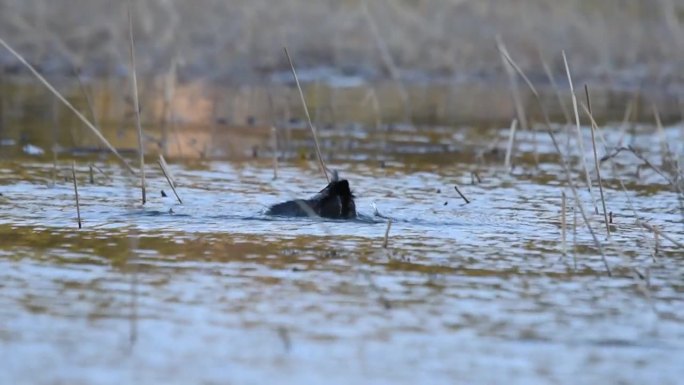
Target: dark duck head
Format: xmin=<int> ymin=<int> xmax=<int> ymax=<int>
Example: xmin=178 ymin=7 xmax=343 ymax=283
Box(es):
xmin=266 ymin=179 xmax=357 ymax=219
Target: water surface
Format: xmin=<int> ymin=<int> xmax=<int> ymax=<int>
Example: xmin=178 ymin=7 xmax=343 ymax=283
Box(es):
xmin=1 ymin=118 xmax=683 ymax=384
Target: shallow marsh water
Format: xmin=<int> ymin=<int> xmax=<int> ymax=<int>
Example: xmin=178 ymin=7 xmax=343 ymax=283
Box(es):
xmin=1 ymin=95 xmax=684 ymax=384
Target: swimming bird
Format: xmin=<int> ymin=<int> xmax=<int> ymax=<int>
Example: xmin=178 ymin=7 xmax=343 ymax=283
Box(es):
xmin=266 ymin=179 xmax=357 ymax=219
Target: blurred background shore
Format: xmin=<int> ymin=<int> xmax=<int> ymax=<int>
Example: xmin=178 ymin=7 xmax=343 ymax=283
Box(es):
xmin=1 ymin=0 xmax=684 ymax=158
xmin=1 ymin=0 xmax=683 ymax=82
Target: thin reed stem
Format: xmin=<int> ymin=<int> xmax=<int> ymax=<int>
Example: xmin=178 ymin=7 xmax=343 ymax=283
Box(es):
xmin=653 ymin=227 xmax=659 ymax=259
xmin=361 ymin=0 xmax=410 ymax=121
xmin=128 ymin=236 xmax=139 ymax=348
xmin=641 ymin=222 xmax=683 ymax=249
xmin=561 ymin=191 xmax=567 ymax=256
xmin=615 ymin=99 xmax=635 ymax=146
xmin=563 ymin=51 xmax=597 ymax=214
xmin=498 ymin=44 xmax=610 ymax=276
xmin=382 ymin=219 xmax=392 ymax=248
xmin=583 ymin=86 xmax=610 ymax=237
xmin=653 ymin=105 xmax=673 ymax=161
xmin=504 ymin=118 xmax=518 ymax=172
xmin=0 ymin=37 xmax=136 ymax=175
xmin=50 ymin=98 xmax=58 ymax=186
xmin=272 ymin=126 xmax=279 ymax=180
xmin=283 ymin=47 xmax=329 ymax=182
xmin=72 ymin=161 xmax=82 ymax=229
xmin=454 ymin=184 xmax=470 ymax=204
xmin=589 ymin=104 xmax=667 ymax=246
xmin=73 ymin=67 xmax=99 ymax=132
xmin=540 ymin=54 xmax=571 ymax=125
xmin=160 ymin=60 xmax=177 ymax=157
xmin=572 ymin=201 xmax=577 ymax=270
xmin=128 ymin=0 xmax=146 ymax=204
xmin=497 ymin=37 xmax=528 ymax=132
xmin=0 ymin=73 xmax=4 ymax=146
xmin=158 ymin=155 xmax=182 ymax=204
xmin=90 ymin=163 xmax=112 ymax=183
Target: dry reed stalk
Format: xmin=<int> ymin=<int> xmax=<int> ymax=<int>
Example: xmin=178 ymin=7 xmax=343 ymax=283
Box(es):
xmin=653 ymin=226 xmax=659 ymax=258
xmin=362 ymin=87 xmax=383 ymax=130
xmin=160 ymin=60 xmax=177 ymax=157
xmin=540 ymin=53 xmax=573 ymax=153
xmin=313 ymin=79 xmax=321 ymax=124
xmin=328 ymin=87 xmax=339 ymax=126
xmin=267 ymin=91 xmax=280 ymax=179
xmin=0 ymin=72 xmax=4 ymax=142
xmin=572 ymin=201 xmax=578 ymax=270
xmin=652 ymin=104 xmax=677 ymax=168
xmin=158 ymin=155 xmax=182 ymax=204
xmin=361 ymin=0 xmax=398 ymax=80
xmin=499 ymin=38 xmax=539 ymax=166
xmin=73 ymin=67 xmax=99 ymax=133
xmin=277 ymin=326 xmax=291 ymax=352
xmin=283 ymin=99 xmax=293 ymax=156
xmin=90 ymin=163 xmax=112 ymax=183
xmin=561 ymin=191 xmax=567 ymax=256
xmin=504 ymin=118 xmax=518 ymax=172
xmin=540 ymin=54 xmax=571 ymax=125
xmin=641 ymin=222 xmax=683 ymax=249
xmin=616 ymin=146 xmax=678 ymax=185
xmin=283 ymin=47 xmax=329 ymax=182
xmin=661 ymin=0 xmax=684 ymax=51
xmin=498 ymin=46 xmax=610 ymax=276
xmin=205 ymin=94 xmax=220 ymax=159
xmin=127 ymin=0 xmax=146 ymax=204
xmin=361 ymin=0 xmax=410 ymax=122
xmin=583 ymin=86 xmax=610 ymax=237
xmin=454 ymin=184 xmax=470 ymax=204
xmin=497 ymin=37 xmax=528 ymax=132
xmin=532 ymin=123 xmax=540 ymax=168
xmin=623 ymin=113 xmax=684 ymax=222
xmin=167 ymin=63 xmax=184 ymax=158
xmin=128 ymin=235 xmax=139 ymax=347
xmin=615 ymin=98 xmax=635 ymax=147
xmin=272 ymin=126 xmax=279 ymax=180
xmin=562 ymin=51 xmax=597 ymax=214
xmin=71 ymin=161 xmax=82 ymax=229
xmin=370 ymin=88 xmax=382 ymax=130
xmin=50 ymin=98 xmax=58 ymax=186
xmin=578 ymin=85 xmax=674 ymax=270
xmin=382 ymin=219 xmax=392 ymax=248
xmin=0 ymin=37 xmax=136 ymax=175
xmin=158 ymin=155 xmax=176 ymax=186
xmin=590 ymin=107 xmax=666 ymax=244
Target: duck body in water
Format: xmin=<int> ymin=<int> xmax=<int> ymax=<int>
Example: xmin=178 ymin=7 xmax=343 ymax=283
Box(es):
xmin=266 ymin=179 xmax=357 ymax=219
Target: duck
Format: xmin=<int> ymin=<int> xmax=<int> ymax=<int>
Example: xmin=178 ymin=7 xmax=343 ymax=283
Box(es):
xmin=266 ymin=179 xmax=357 ymax=219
